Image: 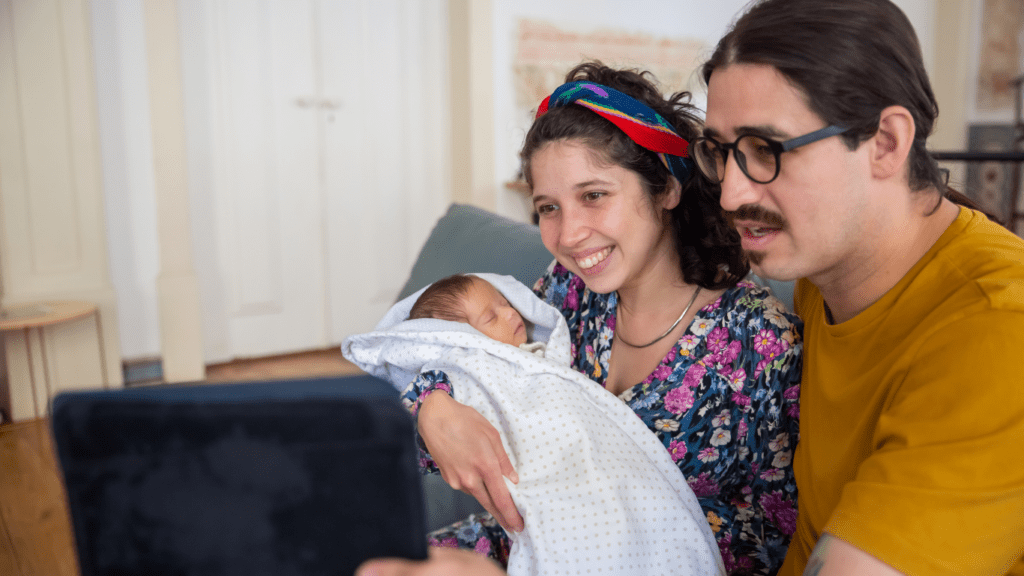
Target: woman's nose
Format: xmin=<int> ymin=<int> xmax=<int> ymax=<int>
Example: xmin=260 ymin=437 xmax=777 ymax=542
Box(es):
xmin=558 ymin=208 xmax=589 ymax=246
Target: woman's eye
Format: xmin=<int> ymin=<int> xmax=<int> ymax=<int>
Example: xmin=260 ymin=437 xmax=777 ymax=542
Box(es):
xmin=535 ymin=203 xmax=558 ymax=215
xmin=582 ymin=191 xmax=605 ymax=202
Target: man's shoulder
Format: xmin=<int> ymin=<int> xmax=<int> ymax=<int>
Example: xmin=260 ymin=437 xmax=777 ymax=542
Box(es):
xmin=934 ymin=210 xmax=1024 ymax=312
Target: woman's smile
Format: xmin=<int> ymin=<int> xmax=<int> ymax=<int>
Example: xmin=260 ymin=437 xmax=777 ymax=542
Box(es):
xmin=574 ymin=247 xmax=614 ymax=272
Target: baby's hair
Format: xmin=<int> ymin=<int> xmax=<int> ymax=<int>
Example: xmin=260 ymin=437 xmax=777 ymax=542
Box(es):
xmin=408 ymin=273 xmax=478 ymax=322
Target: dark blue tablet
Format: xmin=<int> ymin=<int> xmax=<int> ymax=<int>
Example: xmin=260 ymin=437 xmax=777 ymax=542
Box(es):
xmin=50 ymin=375 xmax=428 ymax=576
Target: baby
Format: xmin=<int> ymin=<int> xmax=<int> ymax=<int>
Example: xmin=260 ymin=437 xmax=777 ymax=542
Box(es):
xmin=408 ymin=274 xmax=545 ymax=356
xmin=342 ymin=272 xmax=724 ymax=576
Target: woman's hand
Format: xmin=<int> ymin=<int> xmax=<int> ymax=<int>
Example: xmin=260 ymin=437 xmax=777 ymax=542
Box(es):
xmin=418 ymin=391 xmax=524 ymax=533
xmin=356 ymin=547 xmax=506 ymax=576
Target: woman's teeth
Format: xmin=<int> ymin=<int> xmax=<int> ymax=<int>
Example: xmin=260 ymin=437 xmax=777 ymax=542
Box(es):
xmin=576 ymin=247 xmax=612 ymax=270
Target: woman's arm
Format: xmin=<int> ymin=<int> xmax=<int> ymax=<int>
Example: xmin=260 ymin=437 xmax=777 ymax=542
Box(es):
xmin=732 ymin=290 xmax=803 ymax=573
xmin=693 ymin=284 xmax=801 ymax=574
xmin=417 ymin=391 xmax=523 ymax=532
xmin=401 ymin=370 xmax=523 ymax=532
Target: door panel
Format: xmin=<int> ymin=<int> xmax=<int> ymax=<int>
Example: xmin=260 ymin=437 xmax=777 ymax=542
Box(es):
xmin=208 ymin=0 xmax=326 ymax=358
xmin=320 ymin=0 xmax=450 ymax=341
xmin=188 ymin=0 xmax=448 ymax=361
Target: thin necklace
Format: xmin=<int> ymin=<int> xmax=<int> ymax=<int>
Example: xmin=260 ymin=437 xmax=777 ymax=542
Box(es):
xmin=615 ymin=286 xmax=702 ymax=348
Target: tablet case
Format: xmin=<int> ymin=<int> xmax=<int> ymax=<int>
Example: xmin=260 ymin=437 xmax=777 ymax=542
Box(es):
xmin=50 ymin=375 xmax=428 ymax=576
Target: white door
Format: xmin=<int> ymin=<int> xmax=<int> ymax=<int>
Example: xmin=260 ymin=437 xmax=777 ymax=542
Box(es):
xmin=184 ymin=0 xmax=449 ymax=362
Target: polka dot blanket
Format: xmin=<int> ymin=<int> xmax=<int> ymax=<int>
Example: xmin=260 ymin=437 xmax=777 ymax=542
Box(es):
xmin=342 ymin=273 xmax=726 ymax=576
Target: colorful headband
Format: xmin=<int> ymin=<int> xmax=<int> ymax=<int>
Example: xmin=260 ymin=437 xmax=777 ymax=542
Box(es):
xmin=536 ymin=81 xmax=692 ymax=181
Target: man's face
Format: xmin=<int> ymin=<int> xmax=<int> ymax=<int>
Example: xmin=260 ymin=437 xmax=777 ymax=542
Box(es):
xmin=704 ymin=63 xmax=873 ymax=285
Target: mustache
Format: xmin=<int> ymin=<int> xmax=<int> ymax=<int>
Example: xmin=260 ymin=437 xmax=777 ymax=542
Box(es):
xmin=724 ymin=205 xmax=787 ymax=230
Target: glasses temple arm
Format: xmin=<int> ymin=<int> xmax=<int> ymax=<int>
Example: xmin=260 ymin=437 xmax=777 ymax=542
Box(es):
xmin=780 ymin=125 xmax=850 ymax=151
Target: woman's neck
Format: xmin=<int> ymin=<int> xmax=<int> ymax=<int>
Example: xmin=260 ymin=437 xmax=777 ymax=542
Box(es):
xmin=615 ymin=245 xmax=690 ymax=316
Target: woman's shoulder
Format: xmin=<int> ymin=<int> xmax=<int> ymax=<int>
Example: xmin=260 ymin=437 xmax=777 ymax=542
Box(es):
xmin=705 ymin=280 xmax=802 ymax=333
xmin=533 ymin=261 xmax=615 ymax=324
xmin=699 ymin=281 xmax=803 ymax=394
xmin=534 ymin=261 xmax=589 ymax=303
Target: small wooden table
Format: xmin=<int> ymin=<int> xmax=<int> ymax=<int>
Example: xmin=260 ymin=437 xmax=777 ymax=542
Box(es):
xmin=0 ymin=301 xmax=107 ymax=420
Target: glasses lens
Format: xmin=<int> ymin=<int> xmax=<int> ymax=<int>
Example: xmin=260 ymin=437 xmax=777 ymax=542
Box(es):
xmin=694 ymin=139 xmax=725 ymax=183
xmin=736 ymin=135 xmax=778 ymax=183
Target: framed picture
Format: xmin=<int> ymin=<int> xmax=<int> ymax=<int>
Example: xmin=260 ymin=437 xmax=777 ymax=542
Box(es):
xmin=965 ymin=124 xmax=1022 ymax=229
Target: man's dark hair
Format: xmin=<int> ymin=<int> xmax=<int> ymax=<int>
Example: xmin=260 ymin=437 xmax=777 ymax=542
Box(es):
xmin=702 ymin=0 xmax=987 ymax=215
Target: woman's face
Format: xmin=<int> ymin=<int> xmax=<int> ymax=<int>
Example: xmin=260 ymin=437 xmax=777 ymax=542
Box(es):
xmin=530 ymin=140 xmax=681 ymax=295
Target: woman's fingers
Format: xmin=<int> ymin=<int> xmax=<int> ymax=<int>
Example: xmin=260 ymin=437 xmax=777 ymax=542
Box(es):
xmin=483 ymin=432 xmax=523 ymax=532
xmin=417 ymin=391 xmax=523 ymax=531
xmin=356 ymin=547 xmax=505 ymax=576
xmin=480 ymin=470 xmax=524 ymax=533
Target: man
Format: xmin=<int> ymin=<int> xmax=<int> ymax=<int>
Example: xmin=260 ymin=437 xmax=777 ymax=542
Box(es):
xmin=694 ymin=0 xmax=1024 ymax=574
xmin=358 ymin=1 xmax=1024 ymax=574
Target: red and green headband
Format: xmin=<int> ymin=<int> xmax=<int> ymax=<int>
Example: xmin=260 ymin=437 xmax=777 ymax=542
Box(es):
xmin=536 ymin=81 xmax=692 ymax=181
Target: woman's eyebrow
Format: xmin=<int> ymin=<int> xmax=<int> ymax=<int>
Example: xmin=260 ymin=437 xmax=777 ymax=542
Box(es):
xmin=573 ymin=178 xmax=614 ymax=189
xmin=532 ymin=179 xmax=615 ymax=206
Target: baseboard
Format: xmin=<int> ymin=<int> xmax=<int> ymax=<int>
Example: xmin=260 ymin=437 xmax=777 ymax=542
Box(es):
xmin=122 ymin=357 xmax=164 ymax=386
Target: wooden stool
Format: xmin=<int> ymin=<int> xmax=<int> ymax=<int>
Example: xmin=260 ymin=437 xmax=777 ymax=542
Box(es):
xmin=0 ymin=301 xmax=107 ymax=421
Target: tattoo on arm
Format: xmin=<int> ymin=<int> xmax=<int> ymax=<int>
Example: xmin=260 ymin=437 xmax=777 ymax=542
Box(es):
xmin=804 ymin=534 xmax=835 ymax=576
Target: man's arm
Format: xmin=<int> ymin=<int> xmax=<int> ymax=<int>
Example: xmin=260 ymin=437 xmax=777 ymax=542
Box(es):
xmin=357 ymin=547 xmax=505 ymax=576
xmin=804 ymin=534 xmax=904 ymax=576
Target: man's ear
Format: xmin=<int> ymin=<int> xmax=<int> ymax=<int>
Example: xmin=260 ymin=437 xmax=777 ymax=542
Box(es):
xmin=870 ymin=105 xmax=915 ymax=181
xmin=661 ymin=176 xmax=682 ymax=211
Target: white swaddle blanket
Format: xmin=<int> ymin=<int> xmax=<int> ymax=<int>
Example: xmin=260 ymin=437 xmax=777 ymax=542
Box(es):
xmin=342 ymin=273 xmax=725 ymax=576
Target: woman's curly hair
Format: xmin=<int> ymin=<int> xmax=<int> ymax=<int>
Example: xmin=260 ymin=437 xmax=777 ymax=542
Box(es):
xmin=520 ymin=61 xmax=748 ymax=289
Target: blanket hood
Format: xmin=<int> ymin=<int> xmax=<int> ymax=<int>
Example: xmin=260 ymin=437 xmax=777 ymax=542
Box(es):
xmin=343 ymin=273 xmax=572 ymax=388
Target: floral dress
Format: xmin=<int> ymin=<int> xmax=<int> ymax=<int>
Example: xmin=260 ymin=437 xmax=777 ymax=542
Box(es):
xmin=401 ymin=263 xmax=803 ymax=575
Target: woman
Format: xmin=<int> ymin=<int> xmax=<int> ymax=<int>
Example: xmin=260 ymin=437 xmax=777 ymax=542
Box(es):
xmin=390 ymin=62 xmax=801 ymax=576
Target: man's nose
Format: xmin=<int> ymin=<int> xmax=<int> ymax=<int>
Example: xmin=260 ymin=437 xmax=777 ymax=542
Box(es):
xmin=718 ymin=152 xmax=762 ymax=212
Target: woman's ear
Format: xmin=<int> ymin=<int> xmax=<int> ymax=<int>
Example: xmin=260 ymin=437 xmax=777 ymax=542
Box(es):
xmin=870 ymin=105 xmax=915 ymax=181
xmin=660 ymin=176 xmax=682 ymax=211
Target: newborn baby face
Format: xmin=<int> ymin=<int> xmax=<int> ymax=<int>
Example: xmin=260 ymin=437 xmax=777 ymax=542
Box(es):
xmin=461 ymin=278 xmax=528 ymax=347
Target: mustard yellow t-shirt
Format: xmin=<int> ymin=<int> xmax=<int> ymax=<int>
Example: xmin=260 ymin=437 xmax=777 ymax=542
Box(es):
xmin=780 ymin=208 xmax=1024 ymax=576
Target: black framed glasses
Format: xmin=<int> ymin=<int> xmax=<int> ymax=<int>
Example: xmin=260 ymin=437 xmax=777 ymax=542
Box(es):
xmin=692 ymin=125 xmax=850 ymax=184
